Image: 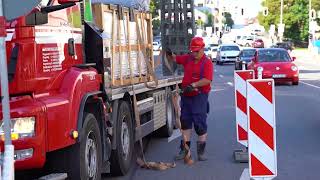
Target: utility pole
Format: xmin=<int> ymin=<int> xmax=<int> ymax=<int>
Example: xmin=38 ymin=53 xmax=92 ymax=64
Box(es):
xmin=0 ymin=0 xmax=14 ymax=178
xmin=308 ymin=0 xmax=312 ymax=50
xmin=0 ymin=0 xmax=41 ymax=179
xmin=280 ymin=0 xmax=283 ymax=25
xmin=279 ymin=0 xmax=284 ymax=42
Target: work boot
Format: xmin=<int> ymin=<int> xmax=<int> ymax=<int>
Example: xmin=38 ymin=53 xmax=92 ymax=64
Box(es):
xmin=197 ymin=141 xmax=207 ymax=161
xmin=175 ymin=140 xmax=190 ymax=160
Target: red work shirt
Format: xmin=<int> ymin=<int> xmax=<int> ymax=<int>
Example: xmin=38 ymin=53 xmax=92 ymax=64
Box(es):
xmin=176 ymin=54 xmax=213 ymax=96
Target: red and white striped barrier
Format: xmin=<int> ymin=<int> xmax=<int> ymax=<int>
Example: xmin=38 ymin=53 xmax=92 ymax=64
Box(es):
xmin=247 ymin=79 xmax=277 ymax=179
xmin=234 ymin=70 xmax=254 ymax=147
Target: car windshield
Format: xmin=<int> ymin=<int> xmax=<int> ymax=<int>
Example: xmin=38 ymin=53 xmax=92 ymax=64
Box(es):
xmin=240 ymin=49 xmax=256 ymax=57
xmin=221 ymin=46 xmax=240 ymax=51
xmin=258 ymin=49 xmax=291 ymax=62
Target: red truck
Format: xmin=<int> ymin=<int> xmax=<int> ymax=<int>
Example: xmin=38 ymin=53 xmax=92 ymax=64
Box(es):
xmin=0 ymin=0 xmax=182 ymax=179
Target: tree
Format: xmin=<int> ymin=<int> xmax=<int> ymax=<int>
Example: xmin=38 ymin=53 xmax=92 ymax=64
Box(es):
xmin=150 ymin=0 xmax=161 ymax=35
xmin=204 ymin=10 xmax=214 ymax=27
xmin=258 ymin=0 xmax=320 ymax=42
xmin=196 ymin=17 xmax=204 ymax=29
xmin=150 ymin=0 xmax=160 ymax=19
xmin=223 ymin=12 xmax=234 ymax=28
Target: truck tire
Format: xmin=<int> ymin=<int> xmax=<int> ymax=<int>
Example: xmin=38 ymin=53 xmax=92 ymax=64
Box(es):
xmin=46 ymin=113 xmax=102 ymax=180
xmin=158 ymin=91 xmax=175 ymax=137
xmin=110 ymin=101 xmax=134 ymax=176
xmin=74 ymin=113 xmax=102 ymax=180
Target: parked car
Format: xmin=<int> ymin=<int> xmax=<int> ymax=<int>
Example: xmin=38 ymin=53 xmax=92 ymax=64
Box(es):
xmin=204 ymin=47 xmax=213 ymax=60
xmin=235 ymin=48 xmax=256 ymax=70
xmin=274 ymin=42 xmax=294 ymax=52
xmin=236 ymin=35 xmax=253 ymax=47
xmin=216 ymin=44 xmax=241 ymax=65
xmin=247 ymin=48 xmax=299 ymax=85
xmin=204 ymin=44 xmax=219 ymax=62
xmin=210 ymin=46 xmax=218 ymax=62
xmin=153 ymin=41 xmax=161 ymax=51
xmin=252 ymin=39 xmax=264 ymax=48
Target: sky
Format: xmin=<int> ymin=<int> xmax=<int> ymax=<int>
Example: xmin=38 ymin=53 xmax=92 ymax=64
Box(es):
xmin=244 ymin=0 xmax=263 ymax=17
xmin=219 ymin=0 xmax=263 ymax=18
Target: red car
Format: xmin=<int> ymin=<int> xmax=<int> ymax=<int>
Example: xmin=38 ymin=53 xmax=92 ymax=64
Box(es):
xmin=252 ymin=39 xmax=264 ymax=48
xmin=247 ymin=48 xmax=299 ymax=85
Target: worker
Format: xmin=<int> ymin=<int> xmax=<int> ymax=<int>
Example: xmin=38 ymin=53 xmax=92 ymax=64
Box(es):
xmin=166 ymin=37 xmax=213 ymax=161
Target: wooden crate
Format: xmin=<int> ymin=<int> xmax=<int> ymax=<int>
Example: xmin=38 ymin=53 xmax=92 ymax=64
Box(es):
xmin=92 ymin=3 xmax=155 ymax=87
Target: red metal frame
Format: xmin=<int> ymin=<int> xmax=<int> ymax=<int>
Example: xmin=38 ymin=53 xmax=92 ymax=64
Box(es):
xmin=0 ymin=0 xmax=102 ymax=170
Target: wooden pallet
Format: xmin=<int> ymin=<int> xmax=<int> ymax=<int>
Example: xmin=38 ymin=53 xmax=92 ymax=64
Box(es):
xmin=92 ymin=3 xmax=155 ymax=87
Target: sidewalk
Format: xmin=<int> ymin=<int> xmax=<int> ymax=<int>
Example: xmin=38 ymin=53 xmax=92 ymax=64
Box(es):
xmin=291 ymin=49 xmax=320 ymax=63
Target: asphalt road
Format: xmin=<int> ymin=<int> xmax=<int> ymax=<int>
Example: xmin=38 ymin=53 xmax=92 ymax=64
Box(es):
xmin=106 ymin=51 xmax=320 ymax=180
xmin=15 ymin=51 xmax=320 ymax=180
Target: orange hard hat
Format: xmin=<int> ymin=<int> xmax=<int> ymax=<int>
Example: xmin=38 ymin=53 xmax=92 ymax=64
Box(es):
xmin=189 ymin=37 xmax=205 ymax=52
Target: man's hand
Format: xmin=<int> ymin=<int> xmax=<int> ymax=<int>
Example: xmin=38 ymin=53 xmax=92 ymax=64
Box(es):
xmin=183 ymin=85 xmax=195 ymax=93
xmin=165 ymin=48 xmax=176 ymax=62
xmin=166 ymin=48 xmax=173 ymax=56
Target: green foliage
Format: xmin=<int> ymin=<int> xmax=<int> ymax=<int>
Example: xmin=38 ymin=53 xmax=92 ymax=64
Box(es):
xmin=223 ymin=12 xmax=234 ymax=27
xmin=196 ymin=18 xmax=204 ymax=29
xmin=150 ymin=0 xmax=161 ymax=35
xmin=204 ymin=10 xmax=214 ymax=27
xmin=258 ymin=0 xmax=320 ymax=42
xmin=150 ymin=0 xmax=160 ymax=19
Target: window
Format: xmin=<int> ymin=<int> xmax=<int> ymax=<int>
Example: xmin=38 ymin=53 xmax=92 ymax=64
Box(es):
xmin=221 ymin=46 xmax=240 ymax=51
xmin=258 ymin=50 xmax=291 ymax=62
xmin=240 ymin=49 xmax=256 ymax=57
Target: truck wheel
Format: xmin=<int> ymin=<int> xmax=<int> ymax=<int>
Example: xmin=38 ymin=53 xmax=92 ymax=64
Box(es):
xmin=46 ymin=113 xmax=102 ymax=180
xmin=158 ymin=91 xmax=175 ymax=137
xmin=110 ymin=101 xmax=134 ymax=176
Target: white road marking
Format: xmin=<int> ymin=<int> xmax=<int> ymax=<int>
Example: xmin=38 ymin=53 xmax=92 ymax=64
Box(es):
xmin=168 ymin=129 xmax=181 ymax=142
xmin=153 ymin=51 xmax=160 ymax=56
xmin=239 ymin=168 xmax=250 ymax=180
xmin=301 ymin=81 xmax=320 ymax=89
xmin=227 ymin=82 xmax=234 ymax=86
xmin=211 ymin=88 xmax=225 ymax=92
xmin=219 ymin=74 xmax=224 ymax=78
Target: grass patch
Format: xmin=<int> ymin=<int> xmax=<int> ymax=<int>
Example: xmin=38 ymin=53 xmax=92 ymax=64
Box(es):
xmin=294 ymin=48 xmax=308 ymax=50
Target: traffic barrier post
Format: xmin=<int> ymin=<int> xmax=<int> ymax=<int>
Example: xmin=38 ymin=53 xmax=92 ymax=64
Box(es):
xmin=247 ymin=79 xmax=277 ymax=180
xmin=233 ymin=70 xmax=254 ymax=162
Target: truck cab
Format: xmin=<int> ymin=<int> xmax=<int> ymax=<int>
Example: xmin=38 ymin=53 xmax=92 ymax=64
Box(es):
xmin=1 ymin=0 xmax=103 ymax=175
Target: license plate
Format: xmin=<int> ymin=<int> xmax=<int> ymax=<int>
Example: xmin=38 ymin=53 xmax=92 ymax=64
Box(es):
xmin=272 ymin=74 xmax=286 ymax=78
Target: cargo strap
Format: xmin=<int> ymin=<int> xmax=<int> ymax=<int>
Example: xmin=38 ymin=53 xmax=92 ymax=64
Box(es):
xmin=121 ymin=9 xmax=175 ymax=170
xmin=163 ymin=53 xmax=193 ymax=165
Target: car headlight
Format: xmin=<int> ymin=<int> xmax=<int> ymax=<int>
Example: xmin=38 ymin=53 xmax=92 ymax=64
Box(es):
xmin=0 ymin=117 xmax=35 ymax=140
xmin=257 ymin=66 xmax=264 ymax=72
xmin=291 ymin=66 xmax=298 ymax=71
